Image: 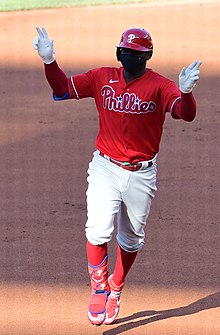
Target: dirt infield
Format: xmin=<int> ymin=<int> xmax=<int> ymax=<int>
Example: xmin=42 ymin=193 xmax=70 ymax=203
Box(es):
xmin=0 ymin=1 xmax=219 ymax=334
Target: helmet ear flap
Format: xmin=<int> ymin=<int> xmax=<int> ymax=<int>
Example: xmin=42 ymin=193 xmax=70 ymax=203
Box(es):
xmin=145 ymin=51 xmax=153 ymax=61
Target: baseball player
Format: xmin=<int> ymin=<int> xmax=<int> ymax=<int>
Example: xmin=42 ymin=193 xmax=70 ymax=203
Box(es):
xmin=34 ymin=26 xmax=202 ymax=325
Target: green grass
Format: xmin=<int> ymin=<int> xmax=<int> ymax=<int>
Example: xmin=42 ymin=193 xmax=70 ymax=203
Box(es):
xmin=0 ymin=0 xmax=175 ymax=12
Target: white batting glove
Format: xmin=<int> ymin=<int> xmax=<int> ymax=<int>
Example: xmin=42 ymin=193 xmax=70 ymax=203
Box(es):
xmin=33 ymin=27 xmax=55 ymax=64
xmin=179 ymin=60 xmax=202 ymax=93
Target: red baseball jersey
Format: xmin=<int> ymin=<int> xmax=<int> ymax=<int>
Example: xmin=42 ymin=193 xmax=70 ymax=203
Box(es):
xmin=67 ymin=67 xmax=181 ymax=163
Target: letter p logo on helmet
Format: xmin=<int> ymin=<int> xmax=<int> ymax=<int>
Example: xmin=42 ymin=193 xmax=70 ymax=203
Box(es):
xmin=127 ymin=34 xmax=136 ymax=43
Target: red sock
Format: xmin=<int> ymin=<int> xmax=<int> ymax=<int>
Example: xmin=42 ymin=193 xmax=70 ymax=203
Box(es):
xmin=112 ymin=245 xmax=138 ymax=286
xmin=87 ymin=241 xmax=108 ymax=266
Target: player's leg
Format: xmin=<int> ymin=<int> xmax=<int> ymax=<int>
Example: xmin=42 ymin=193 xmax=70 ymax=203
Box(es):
xmin=103 ymin=242 xmax=138 ymax=325
xmin=118 ymin=162 xmax=157 ymax=252
xmin=104 ymin=163 xmax=157 ymax=324
xmin=87 ymin=242 xmax=110 ymax=325
xmin=85 ymin=151 xmax=122 ymax=325
xmin=87 ymin=241 xmax=109 ymax=293
xmin=111 ymin=244 xmax=138 ymax=286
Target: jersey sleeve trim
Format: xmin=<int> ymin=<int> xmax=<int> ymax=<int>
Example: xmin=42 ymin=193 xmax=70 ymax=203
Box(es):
xmin=170 ymin=96 xmax=181 ymax=114
xmin=70 ymin=76 xmax=80 ymax=100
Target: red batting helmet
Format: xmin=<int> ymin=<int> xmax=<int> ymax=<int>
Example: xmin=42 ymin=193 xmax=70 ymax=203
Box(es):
xmin=117 ymin=27 xmax=153 ymax=52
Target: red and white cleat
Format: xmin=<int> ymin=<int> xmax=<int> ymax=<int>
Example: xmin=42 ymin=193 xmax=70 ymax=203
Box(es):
xmin=104 ymin=275 xmax=124 ymax=325
xmin=88 ymin=290 xmax=109 ymax=325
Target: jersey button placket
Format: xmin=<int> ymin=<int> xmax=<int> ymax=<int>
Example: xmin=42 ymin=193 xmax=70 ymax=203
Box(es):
xmin=122 ymin=113 xmax=130 ymax=152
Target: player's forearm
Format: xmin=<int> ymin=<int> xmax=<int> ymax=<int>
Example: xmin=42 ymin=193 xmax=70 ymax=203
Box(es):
xmin=173 ymin=92 xmax=196 ymax=122
xmin=44 ymin=61 xmax=69 ymax=98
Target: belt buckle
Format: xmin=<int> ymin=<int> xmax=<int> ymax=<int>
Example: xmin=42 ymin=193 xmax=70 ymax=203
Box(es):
xmin=121 ymin=163 xmax=142 ymax=172
xmin=99 ymin=151 xmax=152 ymax=171
xmin=109 ymin=157 xmax=141 ymax=171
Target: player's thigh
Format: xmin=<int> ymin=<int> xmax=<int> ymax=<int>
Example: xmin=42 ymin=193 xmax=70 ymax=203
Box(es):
xmin=85 ymin=157 xmax=122 ymax=244
xmin=117 ymin=164 xmax=157 ymax=250
xmin=125 ymin=164 xmax=157 ymax=226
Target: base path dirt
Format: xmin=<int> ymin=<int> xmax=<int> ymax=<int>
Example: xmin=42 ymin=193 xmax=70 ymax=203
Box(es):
xmin=0 ymin=1 xmax=219 ymax=334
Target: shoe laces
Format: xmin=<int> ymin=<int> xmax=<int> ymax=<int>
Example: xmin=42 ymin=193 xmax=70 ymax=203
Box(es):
xmin=109 ymin=290 xmax=121 ymax=305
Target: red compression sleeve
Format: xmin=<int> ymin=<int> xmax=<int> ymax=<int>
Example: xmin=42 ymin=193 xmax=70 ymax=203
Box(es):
xmin=112 ymin=245 xmax=138 ymax=286
xmin=44 ymin=61 xmax=69 ymax=98
xmin=87 ymin=241 xmax=108 ymax=266
xmin=172 ymin=92 xmax=196 ymax=122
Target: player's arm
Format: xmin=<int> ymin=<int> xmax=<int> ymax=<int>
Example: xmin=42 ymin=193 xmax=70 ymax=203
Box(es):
xmin=44 ymin=61 xmax=69 ymax=100
xmin=172 ymin=60 xmax=202 ymax=121
xmin=172 ymin=92 xmax=196 ymax=122
xmin=34 ymin=26 xmax=70 ymax=100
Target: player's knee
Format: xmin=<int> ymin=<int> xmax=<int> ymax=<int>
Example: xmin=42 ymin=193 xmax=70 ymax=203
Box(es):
xmin=85 ymin=227 xmax=113 ymax=246
xmin=117 ymin=233 xmax=145 ymax=252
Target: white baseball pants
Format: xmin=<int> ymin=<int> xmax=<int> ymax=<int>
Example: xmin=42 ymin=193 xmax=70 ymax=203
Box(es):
xmin=85 ymin=150 xmax=157 ymax=252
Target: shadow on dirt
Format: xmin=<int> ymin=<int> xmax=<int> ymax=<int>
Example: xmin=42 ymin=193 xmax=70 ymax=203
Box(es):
xmin=103 ymin=291 xmax=220 ymax=335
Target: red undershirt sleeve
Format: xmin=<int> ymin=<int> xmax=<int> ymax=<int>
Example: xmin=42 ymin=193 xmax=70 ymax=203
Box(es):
xmin=172 ymin=92 xmax=196 ymax=122
xmin=44 ymin=61 xmax=69 ymax=98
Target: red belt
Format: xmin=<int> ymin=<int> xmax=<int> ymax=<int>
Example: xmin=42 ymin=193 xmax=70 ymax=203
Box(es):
xmin=99 ymin=152 xmax=153 ymax=172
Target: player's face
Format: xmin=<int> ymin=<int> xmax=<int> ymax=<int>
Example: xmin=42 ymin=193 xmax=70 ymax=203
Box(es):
xmin=119 ymin=48 xmax=148 ymax=74
xmin=120 ymin=48 xmax=147 ymax=58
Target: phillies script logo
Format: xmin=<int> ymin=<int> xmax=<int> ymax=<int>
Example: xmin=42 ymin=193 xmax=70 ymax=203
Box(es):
xmin=101 ymin=86 xmax=156 ymax=114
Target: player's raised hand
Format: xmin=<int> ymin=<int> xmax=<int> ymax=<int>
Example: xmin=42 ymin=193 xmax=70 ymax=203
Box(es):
xmin=34 ymin=27 xmax=55 ymax=64
xmin=179 ymin=60 xmax=202 ymax=93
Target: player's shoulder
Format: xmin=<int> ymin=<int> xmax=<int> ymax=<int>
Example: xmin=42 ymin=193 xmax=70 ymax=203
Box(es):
xmin=90 ymin=66 xmax=121 ymax=76
xmin=146 ymin=68 xmax=177 ymax=89
xmin=147 ymin=68 xmax=172 ymax=82
xmin=86 ymin=66 xmax=122 ymax=84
